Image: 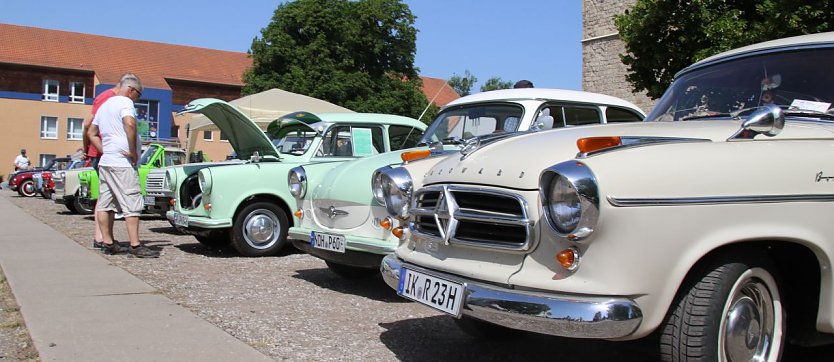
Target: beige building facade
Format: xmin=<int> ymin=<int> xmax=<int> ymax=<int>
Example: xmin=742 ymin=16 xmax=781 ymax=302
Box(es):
xmin=582 ymin=0 xmax=655 ymax=112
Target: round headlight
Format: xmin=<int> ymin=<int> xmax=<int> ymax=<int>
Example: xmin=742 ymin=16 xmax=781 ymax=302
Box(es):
xmin=288 ymin=166 xmax=307 ymax=198
xmin=165 ymin=169 xmax=177 ymax=192
xmin=540 ymin=161 xmax=599 ymax=239
xmin=372 ymin=166 xmax=413 ymax=218
xmin=371 ymin=169 xmax=387 ymax=205
xmin=198 ymin=169 xmax=212 ymax=194
xmin=548 ymin=175 xmax=582 ymax=233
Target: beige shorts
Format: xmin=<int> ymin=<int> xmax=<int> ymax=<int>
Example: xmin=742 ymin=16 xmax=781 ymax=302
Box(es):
xmin=96 ymin=166 xmax=143 ymax=217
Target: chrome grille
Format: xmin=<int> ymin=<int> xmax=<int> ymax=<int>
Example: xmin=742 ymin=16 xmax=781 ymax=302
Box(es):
xmin=145 ymin=174 xmax=169 ymax=197
xmin=410 ymin=185 xmax=532 ymax=250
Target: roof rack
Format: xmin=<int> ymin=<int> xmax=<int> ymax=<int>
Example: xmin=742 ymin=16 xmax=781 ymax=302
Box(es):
xmin=142 ymin=138 xmax=182 ymax=149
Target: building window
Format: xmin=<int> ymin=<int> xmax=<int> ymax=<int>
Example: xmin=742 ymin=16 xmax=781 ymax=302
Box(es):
xmin=203 ymin=130 xmax=213 ymax=141
xmin=40 ymin=116 xmax=58 ymax=139
xmin=39 ymin=154 xmax=56 ymax=168
xmin=43 ymin=80 xmax=59 ymax=101
xmin=69 ymin=82 xmax=85 ymax=103
xmin=67 ymin=118 xmax=84 ymax=140
xmin=219 ymin=131 xmax=228 ymax=142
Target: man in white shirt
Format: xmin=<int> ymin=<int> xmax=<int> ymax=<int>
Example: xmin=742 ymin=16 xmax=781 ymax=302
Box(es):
xmin=13 ymin=149 xmax=30 ymax=171
xmin=87 ymin=76 xmax=159 ymax=258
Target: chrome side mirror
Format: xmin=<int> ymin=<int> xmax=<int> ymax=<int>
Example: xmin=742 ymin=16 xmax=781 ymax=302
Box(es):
xmin=729 ymin=104 xmax=784 ymax=140
xmin=250 ymin=151 xmax=261 ymax=163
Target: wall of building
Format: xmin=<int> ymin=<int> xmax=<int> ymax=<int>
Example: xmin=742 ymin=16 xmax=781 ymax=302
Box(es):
xmin=582 ymin=0 xmax=656 ymax=113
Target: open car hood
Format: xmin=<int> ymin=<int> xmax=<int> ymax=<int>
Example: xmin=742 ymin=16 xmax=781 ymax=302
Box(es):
xmin=179 ymin=98 xmax=279 ymax=160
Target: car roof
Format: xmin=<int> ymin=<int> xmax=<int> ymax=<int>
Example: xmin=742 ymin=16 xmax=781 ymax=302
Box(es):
xmin=443 ymin=88 xmax=645 ymax=115
xmin=680 ymin=31 xmax=834 ymax=77
xmin=312 ymin=113 xmax=426 ymax=129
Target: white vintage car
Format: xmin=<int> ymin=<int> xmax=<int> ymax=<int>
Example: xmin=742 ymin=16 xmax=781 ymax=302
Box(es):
xmin=374 ymin=32 xmax=834 ymax=360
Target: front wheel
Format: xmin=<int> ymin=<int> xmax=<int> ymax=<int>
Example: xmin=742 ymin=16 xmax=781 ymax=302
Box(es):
xmin=72 ymin=191 xmax=93 ymax=215
xmin=18 ymin=180 xmax=36 ymax=197
xmin=660 ymin=255 xmax=784 ymax=362
xmin=231 ymin=201 xmax=289 ymax=257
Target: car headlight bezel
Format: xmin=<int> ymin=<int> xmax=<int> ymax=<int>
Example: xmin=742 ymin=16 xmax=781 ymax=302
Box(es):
xmin=165 ymin=169 xmax=177 ymax=192
xmin=372 ymin=166 xmax=413 ymax=218
xmin=288 ymin=166 xmax=307 ymax=198
xmin=539 ymin=161 xmax=599 ymax=241
xmin=198 ymin=169 xmax=212 ymax=195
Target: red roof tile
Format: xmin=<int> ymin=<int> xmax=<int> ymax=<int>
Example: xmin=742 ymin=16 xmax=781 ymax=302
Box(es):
xmin=0 ymin=23 xmax=250 ymax=89
xmin=420 ymin=76 xmax=460 ymax=107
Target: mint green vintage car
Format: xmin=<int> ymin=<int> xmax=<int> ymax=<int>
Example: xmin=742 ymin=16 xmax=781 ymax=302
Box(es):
xmin=288 ymin=88 xmax=646 ymax=278
xmin=165 ymin=98 xmax=426 ymax=257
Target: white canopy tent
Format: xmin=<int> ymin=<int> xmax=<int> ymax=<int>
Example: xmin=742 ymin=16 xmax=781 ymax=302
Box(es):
xmin=184 ymin=88 xmax=353 ymax=156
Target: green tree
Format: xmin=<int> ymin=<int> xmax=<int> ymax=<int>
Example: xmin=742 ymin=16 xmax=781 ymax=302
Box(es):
xmin=615 ymin=0 xmax=834 ymax=99
xmin=480 ymin=77 xmax=512 ymax=92
xmin=448 ymin=70 xmax=477 ymax=97
xmin=243 ymin=0 xmax=431 ymax=119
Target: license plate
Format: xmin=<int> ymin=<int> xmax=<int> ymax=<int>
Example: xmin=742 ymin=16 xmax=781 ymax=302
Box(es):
xmin=397 ymin=267 xmax=464 ymax=316
xmin=310 ymin=231 xmax=345 ymax=253
xmin=143 ymin=196 xmax=155 ymax=206
xmin=173 ymin=212 xmax=188 ymax=227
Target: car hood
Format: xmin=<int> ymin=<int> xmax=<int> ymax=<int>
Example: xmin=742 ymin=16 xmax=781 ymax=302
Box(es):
xmin=423 ymin=120 xmax=834 ymax=189
xmin=179 ymin=98 xmax=280 ymax=160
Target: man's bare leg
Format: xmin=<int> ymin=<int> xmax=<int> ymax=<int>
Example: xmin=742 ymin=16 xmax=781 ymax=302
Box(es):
xmin=124 ymin=216 xmax=140 ymax=247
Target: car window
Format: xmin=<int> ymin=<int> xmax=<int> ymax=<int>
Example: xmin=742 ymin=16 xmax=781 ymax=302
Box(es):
xmin=421 ymin=104 xmax=524 ymax=143
xmin=273 ymin=130 xmax=318 ymax=155
xmin=388 ymin=125 xmax=424 ymax=150
xmin=606 ymin=107 xmax=644 ymax=123
xmin=165 ymin=152 xmax=186 ymax=166
xmin=138 ymin=146 xmax=159 ymax=166
xmin=317 ymin=125 xmax=384 ymax=157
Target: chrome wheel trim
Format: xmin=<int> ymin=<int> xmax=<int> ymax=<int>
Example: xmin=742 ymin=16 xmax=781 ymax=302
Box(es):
xmin=718 ymin=267 xmax=783 ymax=362
xmin=21 ymin=181 xmax=36 ymax=196
xmin=242 ymin=209 xmax=280 ymax=250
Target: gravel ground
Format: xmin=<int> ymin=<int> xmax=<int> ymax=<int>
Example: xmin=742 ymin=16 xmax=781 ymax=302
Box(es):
xmin=3 ymin=189 xmax=833 ymax=361
xmin=0 ymin=266 xmax=38 ymax=361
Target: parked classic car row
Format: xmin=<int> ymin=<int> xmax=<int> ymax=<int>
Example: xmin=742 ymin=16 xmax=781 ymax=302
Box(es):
xmin=31 ymin=31 xmax=834 ymax=361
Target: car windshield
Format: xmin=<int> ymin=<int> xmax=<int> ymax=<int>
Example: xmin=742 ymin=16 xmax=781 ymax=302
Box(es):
xmin=273 ymin=131 xmax=318 ymax=156
xmin=648 ymin=48 xmax=834 ymax=122
xmin=420 ymin=104 xmax=524 ymax=144
xmin=138 ymin=146 xmax=157 ymax=166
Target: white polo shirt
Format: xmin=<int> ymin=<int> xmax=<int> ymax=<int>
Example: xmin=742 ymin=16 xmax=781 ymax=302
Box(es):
xmin=92 ymin=96 xmax=142 ymax=168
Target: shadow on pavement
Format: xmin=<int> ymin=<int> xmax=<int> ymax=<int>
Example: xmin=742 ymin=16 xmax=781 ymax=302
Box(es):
xmin=378 ymin=315 xmax=657 ymax=362
xmin=292 ymin=268 xmax=406 ymax=303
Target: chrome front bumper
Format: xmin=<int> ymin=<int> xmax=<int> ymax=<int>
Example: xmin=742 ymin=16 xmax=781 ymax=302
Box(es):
xmin=380 ymin=254 xmax=643 ymax=339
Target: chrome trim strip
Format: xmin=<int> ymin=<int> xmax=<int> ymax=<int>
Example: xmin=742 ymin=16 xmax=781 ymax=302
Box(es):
xmin=576 ymin=136 xmax=711 ymax=158
xmin=608 ymin=194 xmax=834 ymax=207
xmin=381 ymin=254 xmax=643 ymax=339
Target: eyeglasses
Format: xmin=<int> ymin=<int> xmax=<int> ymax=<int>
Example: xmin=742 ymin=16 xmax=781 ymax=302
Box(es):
xmin=128 ymin=86 xmax=142 ymax=98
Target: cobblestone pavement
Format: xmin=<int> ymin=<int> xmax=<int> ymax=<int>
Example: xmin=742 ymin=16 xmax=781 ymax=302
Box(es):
xmin=3 ymin=189 xmax=833 ymax=361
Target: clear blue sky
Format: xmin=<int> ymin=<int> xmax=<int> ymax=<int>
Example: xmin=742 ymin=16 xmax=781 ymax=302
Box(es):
xmin=0 ymin=1 xmax=582 ymax=92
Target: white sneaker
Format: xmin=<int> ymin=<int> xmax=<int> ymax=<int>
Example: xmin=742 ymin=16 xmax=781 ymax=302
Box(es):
xmin=114 ymin=212 xmax=124 ymax=220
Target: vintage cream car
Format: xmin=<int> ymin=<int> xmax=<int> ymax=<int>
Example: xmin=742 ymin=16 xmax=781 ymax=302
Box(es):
xmin=287 ymin=89 xmax=645 ymax=278
xmin=375 ymin=32 xmax=834 ymax=360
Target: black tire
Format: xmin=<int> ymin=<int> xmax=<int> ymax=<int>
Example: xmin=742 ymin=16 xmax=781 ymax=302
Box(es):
xmin=195 ymin=231 xmax=231 ymax=248
xmin=64 ymin=201 xmax=77 ymax=214
xmin=231 ymin=201 xmax=289 ymax=257
xmin=18 ymin=180 xmax=36 ymax=197
xmin=453 ymin=316 xmax=520 ymax=340
xmin=660 ymin=254 xmax=784 ymax=362
xmin=325 ymin=261 xmax=378 ymax=279
xmin=41 ymin=190 xmax=52 ymax=199
xmin=72 ymin=191 xmax=93 ymax=215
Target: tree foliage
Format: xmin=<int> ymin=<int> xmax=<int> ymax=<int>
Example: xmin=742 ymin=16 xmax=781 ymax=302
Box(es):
xmin=615 ymin=0 xmax=834 ymax=99
xmin=448 ymin=70 xmax=478 ymax=97
xmin=243 ymin=0 xmax=431 ymax=119
xmin=480 ymin=77 xmax=513 ymax=92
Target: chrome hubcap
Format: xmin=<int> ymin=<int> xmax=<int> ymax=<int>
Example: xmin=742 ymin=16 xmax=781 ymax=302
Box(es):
xmin=242 ymin=209 xmax=279 ymax=249
xmin=721 ymin=269 xmax=780 ymax=362
xmin=22 ymin=182 xmax=35 ymax=195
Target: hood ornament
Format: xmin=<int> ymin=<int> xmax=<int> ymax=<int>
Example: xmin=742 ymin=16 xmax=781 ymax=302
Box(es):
xmin=320 ymin=205 xmax=349 ymax=219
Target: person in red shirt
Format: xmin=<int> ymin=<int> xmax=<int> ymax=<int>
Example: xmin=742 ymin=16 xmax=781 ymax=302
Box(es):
xmin=83 ymin=73 xmax=138 ymax=249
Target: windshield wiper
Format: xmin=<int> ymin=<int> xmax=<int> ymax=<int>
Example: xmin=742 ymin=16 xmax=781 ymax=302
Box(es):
xmin=783 ymin=109 xmax=834 ymax=120
xmin=679 ymin=105 xmax=793 ymax=121
xmin=441 ymin=136 xmax=465 ymax=145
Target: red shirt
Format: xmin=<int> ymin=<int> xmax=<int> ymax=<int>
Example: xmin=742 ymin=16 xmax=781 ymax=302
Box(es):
xmin=85 ymin=88 xmax=117 ymax=158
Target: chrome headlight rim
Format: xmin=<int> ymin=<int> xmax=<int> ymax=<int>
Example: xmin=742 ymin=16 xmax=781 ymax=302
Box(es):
xmin=288 ymin=166 xmax=307 ymax=198
xmin=371 ymin=166 xmax=390 ymax=205
xmin=539 ymin=161 xmax=599 ymax=240
xmin=165 ymin=169 xmax=177 ymax=192
xmin=373 ymin=166 xmax=413 ymax=218
xmin=198 ymin=169 xmax=212 ymax=195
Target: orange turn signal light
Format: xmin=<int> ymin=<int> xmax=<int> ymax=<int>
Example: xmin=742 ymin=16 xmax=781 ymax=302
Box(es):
xmin=169 ymin=198 xmax=176 ymax=206
xmin=392 ymin=226 xmax=404 ymax=238
xmin=576 ymin=137 xmax=622 ymax=154
xmin=556 ymin=248 xmax=579 ymax=271
xmin=380 ymin=217 xmax=393 ymax=230
xmin=294 ymin=209 xmax=304 ymax=219
xmin=401 ymin=149 xmax=431 ymax=162
xmin=203 ymin=203 xmax=212 ymax=211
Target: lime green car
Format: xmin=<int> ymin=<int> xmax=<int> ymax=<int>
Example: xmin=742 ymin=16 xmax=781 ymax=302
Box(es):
xmin=78 ymin=143 xmax=186 ymax=210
